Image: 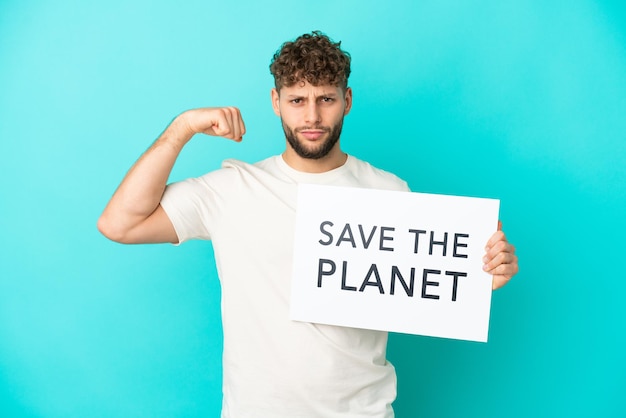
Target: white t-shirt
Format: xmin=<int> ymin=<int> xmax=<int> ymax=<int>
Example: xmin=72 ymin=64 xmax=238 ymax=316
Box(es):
xmin=161 ymin=155 xmax=410 ymax=418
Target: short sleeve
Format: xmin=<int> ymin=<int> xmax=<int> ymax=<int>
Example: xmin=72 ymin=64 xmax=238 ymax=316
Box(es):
xmin=160 ymin=177 xmax=213 ymax=244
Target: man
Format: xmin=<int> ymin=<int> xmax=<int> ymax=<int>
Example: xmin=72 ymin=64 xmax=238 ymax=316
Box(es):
xmin=98 ymin=31 xmax=518 ymax=418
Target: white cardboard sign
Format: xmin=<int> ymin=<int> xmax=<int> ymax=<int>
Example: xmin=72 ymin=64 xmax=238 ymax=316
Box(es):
xmin=290 ymin=184 xmax=500 ymax=342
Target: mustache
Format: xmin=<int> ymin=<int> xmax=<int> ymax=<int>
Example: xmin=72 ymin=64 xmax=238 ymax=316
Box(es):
xmin=295 ymin=126 xmax=331 ymax=133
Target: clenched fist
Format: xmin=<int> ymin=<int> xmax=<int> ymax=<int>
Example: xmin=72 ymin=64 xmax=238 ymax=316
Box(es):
xmin=180 ymin=107 xmax=246 ymax=142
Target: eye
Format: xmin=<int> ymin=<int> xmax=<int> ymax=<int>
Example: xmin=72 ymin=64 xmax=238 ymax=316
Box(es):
xmin=290 ymin=98 xmax=302 ymax=104
xmin=321 ymin=97 xmax=334 ymax=103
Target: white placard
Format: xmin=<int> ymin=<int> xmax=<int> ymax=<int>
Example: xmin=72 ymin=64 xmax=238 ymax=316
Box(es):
xmin=290 ymin=184 xmax=500 ymax=342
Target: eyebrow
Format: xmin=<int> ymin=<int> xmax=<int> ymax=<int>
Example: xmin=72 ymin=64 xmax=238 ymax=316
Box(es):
xmin=285 ymin=92 xmax=339 ymax=99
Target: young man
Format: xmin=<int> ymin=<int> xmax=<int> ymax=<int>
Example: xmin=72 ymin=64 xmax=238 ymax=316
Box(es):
xmin=98 ymin=31 xmax=518 ymax=418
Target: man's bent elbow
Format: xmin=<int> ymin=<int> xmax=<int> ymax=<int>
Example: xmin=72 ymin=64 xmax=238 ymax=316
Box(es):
xmin=97 ymin=215 xmax=132 ymax=244
xmin=97 ymin=208 xmax=177 ymax=244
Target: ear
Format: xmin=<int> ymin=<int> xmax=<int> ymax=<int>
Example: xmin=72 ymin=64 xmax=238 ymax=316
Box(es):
xmin=271 ymin=88 xmax=281 ymax=117
xmin=343 ymin=87 xmax=353 ymax=116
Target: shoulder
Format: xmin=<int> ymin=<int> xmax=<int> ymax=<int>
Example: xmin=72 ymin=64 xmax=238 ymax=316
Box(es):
xmin=347 ymin=156 xmax=410 ymax=192
xmin=164 ymin=156 xmax=282 ymax=195
xmin=221 ymin=156 xmax=279 ymax=175
xmin=163 ymin=159 xmax=258 ymax=195
xmin=175 ymin=157 xmax=276 ymax=186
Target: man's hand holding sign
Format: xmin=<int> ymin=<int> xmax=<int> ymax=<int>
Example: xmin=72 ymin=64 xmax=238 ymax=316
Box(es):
xmin=290 ymin=184 xmax=519 ymax=342
xmin=485 ymin=221 xmax=519 ymax=290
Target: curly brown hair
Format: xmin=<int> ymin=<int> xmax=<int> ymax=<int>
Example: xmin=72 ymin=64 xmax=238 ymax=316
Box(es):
xmin=269 ymin=31 xmax=351 ymax=92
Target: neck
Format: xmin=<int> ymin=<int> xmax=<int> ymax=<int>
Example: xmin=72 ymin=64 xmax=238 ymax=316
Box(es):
xmin=282 ymin=146 xmax=347 ymax=173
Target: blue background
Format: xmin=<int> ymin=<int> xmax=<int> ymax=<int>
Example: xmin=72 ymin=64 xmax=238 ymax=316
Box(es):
xmin=1 ymin=1 xmax=625 ymax=416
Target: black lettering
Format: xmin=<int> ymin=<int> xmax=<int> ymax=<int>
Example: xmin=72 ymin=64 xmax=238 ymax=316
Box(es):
xmin=421 ymin=269 xmax=441 ymax=299
xmin=317 ymin=258 xmax=336 ymax=287
xmin=445 ymin=271 xmax=467 ymax=301
xmin=408 ymin=229 xmax=427 ymax=254
xmin=429 ymin=231 xmax=448 ymax=256
xmin=453 ymin=233 xmax=469 ymax=258
xmin=318 ymin=221 xmax=334 ymax=246
xmin=379 ymin=226 xmax=395 ymax=251
xmin=390 ymin=266 xmax=415 ymax=297
xmin=336 ymin=224 xmax=356 ymax=248
xmin=341 ymin=260 xmax=357 ymax=291
xmin=358 ymin=224 xmax=377 ymax=249
xmin=359 ymin=264 xmax=385 ymax=294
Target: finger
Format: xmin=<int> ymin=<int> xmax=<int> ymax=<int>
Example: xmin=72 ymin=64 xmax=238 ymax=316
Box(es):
xmin=485 ymin=241 xmax=516 ymax=263
xmin=230 ymin=107 xmax=245 ymax=141
xmin=237 ymin=109 xmax=246 ymax=141
xmin=485 ymin=230 xmax=506 ymax=251
xmin=483 ymin=251 xmax=517 ymax=273
xmin=498 ymin=220 xmax=503 ymax=231
xmin=215 ymin=108 xmax=243 ymax=140
xmin=491 ymin=261 xmax=519 ymax=286
xmin=203 ymin=109 xmax=229 ymax=138
xmin=486 ymin=254 xmax=519 ymax=290
xmin=483 ymin=252 xmax=517 ymax=274
xmin=492 ymin=274 xmax=514 ymax=290
xmin=222 ymin=108 xmax=237 ymax=139
xmin=223 ymin=107 xmax=244 ymax=141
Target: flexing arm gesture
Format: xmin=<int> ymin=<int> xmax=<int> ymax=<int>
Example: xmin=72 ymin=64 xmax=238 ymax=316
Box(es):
xmin=97 ymin=107 xmax=245 ymax=244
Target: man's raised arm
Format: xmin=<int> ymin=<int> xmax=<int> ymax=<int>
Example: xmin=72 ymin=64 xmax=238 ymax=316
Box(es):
xmin=97 ymin=107 xmax=245 ymax=244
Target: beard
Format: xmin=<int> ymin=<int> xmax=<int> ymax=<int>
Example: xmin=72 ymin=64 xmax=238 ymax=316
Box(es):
xmin=282 ymin=117 xmax=344 ymax=160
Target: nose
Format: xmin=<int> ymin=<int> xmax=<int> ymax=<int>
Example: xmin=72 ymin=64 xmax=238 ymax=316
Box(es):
xmin=305 ymin=101 xmax=321 ymax=125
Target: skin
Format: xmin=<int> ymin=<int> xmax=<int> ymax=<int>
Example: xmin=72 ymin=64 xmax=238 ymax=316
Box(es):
xmin=98 ymin=82 xmax=518 ymax=289
xmin=486 ymin=222 xmax=518 ymax=289
xmin=271 ymin=81 xmax=352 ymax=173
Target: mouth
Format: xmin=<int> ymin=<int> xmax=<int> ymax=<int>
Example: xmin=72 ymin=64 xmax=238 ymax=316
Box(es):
xmin=297 ymin=128 xmax=329 ymax=141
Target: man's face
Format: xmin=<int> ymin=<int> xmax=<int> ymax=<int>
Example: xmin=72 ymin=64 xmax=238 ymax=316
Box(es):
xmin=271 ymin=81 xmax=352 ymax=160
